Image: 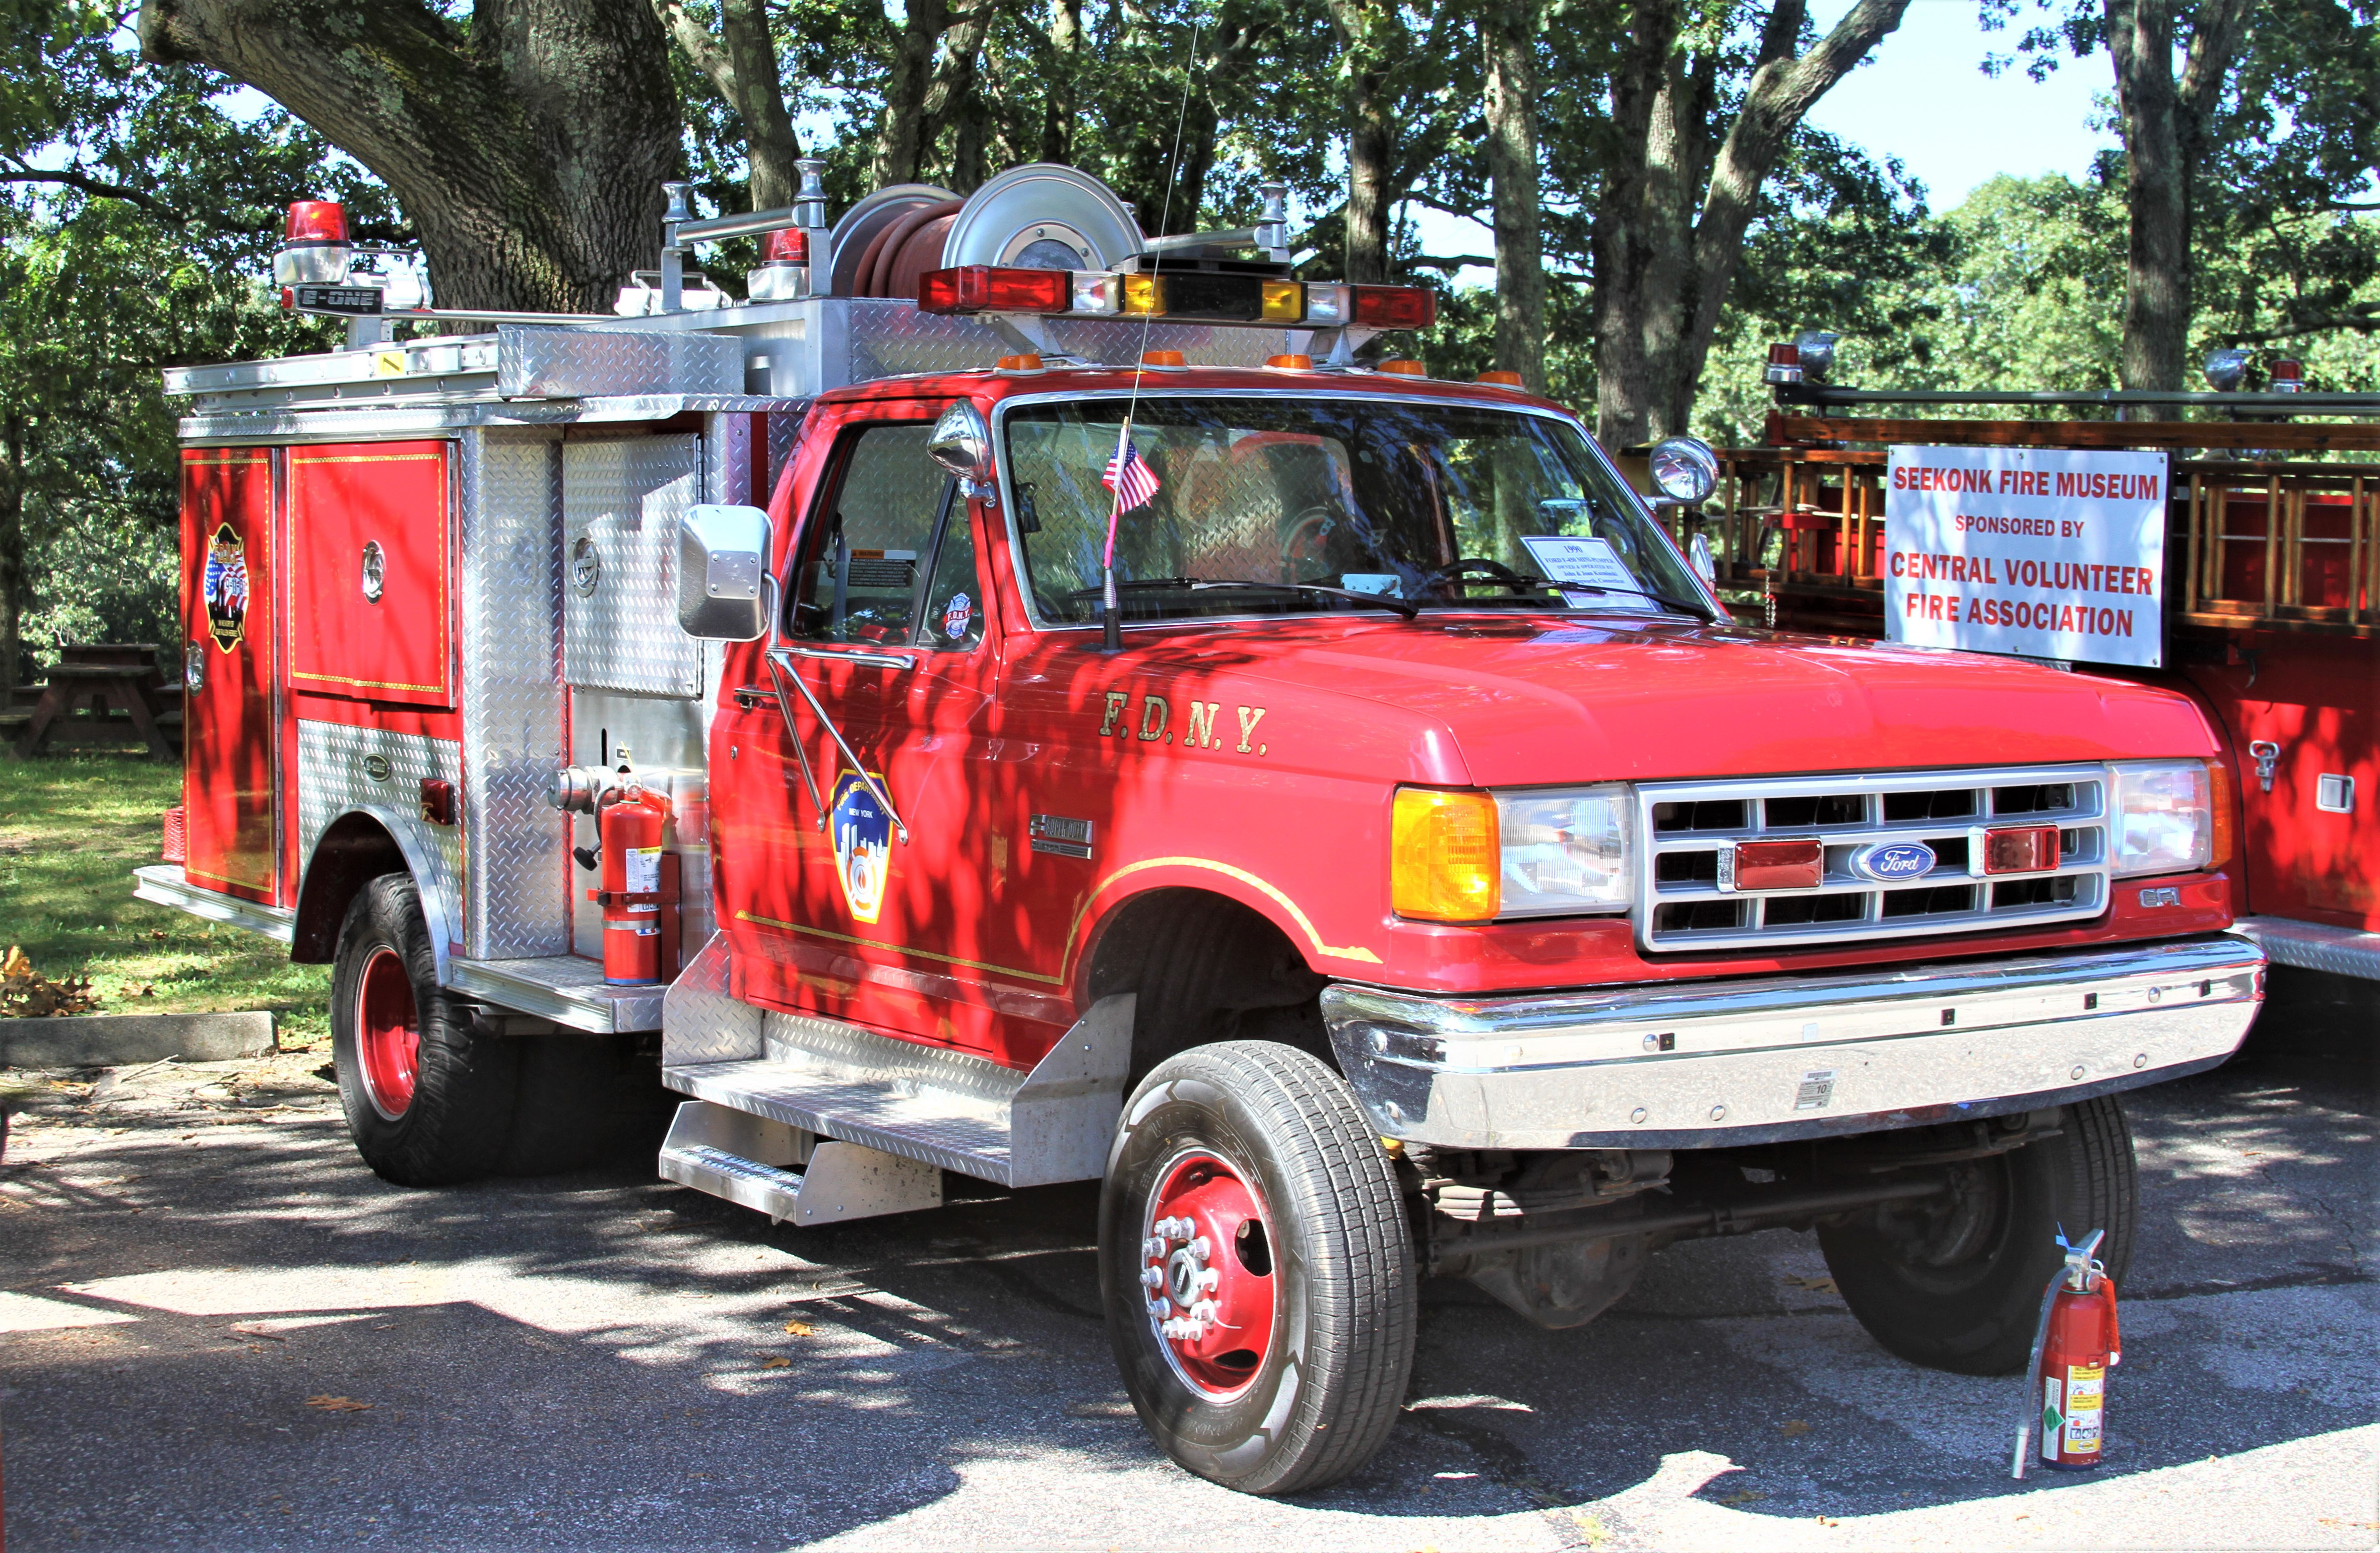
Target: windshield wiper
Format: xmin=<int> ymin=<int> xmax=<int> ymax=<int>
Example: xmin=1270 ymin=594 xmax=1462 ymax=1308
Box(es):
xmin=1065 ymin=577 xmax=1421 ymax=620
xmin=1554 ymin=581 xmax=1713 ymax=620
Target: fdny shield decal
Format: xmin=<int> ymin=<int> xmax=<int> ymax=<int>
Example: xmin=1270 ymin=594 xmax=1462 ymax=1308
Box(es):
xmin=829 ymin=769 xmax=894 ymax=925
xmin=203 ymin=523 xmax=250 ymax=650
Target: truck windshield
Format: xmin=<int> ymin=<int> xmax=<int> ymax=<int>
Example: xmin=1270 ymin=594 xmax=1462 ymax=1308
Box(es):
xmin=1002 ymin=396 xmax=1710 ymax=626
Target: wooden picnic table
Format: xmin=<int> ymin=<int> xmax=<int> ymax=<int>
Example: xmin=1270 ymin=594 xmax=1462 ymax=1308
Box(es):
xmin=12 ymin=644 xmax=180 ymax=760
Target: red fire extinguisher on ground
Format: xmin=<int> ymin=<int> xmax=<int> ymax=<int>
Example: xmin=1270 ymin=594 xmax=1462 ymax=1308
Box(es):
xmin=2013 ymin=1227 xmax=2122 ymax=1476
xmin=595 ymin=772 xmax=676 ymax=986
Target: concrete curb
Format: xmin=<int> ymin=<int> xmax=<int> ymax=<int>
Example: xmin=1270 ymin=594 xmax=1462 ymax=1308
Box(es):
xmin=0 ymin=1010 xmax=276 ymax=1069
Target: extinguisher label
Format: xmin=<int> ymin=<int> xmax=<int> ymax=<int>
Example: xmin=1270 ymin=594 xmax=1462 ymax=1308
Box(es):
xmin=2062 ymin=1364 xmax=2105 ymax=1452
xmin=625 ymin=846 xmax=663 ymax=897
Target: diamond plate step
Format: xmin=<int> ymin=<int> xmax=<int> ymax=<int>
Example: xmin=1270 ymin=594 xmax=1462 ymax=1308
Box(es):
xmin=659 ymin=936 xmax=1133 ymax=1188
xmin=657 ymin=1101 xmax=942 ymax=1226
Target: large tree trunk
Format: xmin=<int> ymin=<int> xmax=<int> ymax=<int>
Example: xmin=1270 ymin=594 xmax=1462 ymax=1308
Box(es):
xmin=871 ymin=0 xmax=952 ymax=186
xmin=1480 ymin=0 xmax=1545 ymax=389
xmin=1329 ymin=0 xmax=1400 ymax=283
xmin=1038 ymin=0 xmax=1083 ymax=165
xmin=2108 ymin=0 xmax=2190 ymax=391
xmin=2107 ymin=0 xmax=2254 ymax=391
xmin=656 ymin=0 xmax=803 ymax=210
xmin=140 ymin=0 xmax=681 ymax=313
xmin=1592 ymin=0 xmax=1910 ymax=444
xmin=921 ymin=3 xmax=998 ymax=192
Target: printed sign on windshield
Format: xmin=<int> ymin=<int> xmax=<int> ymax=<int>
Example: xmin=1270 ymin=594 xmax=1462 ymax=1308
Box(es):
xmin=1884 ymin=445 xmax=2169 ymax=669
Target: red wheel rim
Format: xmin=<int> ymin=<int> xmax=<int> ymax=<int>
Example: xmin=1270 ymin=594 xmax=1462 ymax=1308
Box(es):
xmin=355 ymin=947 xmax=421 ymax=1121
xmin=1140 ymin=1150 xmax=1277 ymax=1399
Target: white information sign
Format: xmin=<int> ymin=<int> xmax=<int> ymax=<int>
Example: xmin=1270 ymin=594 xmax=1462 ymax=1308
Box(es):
xmin=1521 ymin=535 xmax=1656 ymax=609
xmin=1884 ymin=444 xmax=2169 ymax=669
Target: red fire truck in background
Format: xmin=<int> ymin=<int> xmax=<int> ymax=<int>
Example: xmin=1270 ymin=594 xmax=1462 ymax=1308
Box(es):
xmin=142 ymin=162 xmax=2264 ymax=1493
xmin=1705 ymin=335 xmax=2375 ymax=987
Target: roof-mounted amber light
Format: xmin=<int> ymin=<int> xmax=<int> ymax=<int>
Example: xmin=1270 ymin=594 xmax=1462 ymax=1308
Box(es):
xmin=1377 ymin=359 xmax=1427 ymax=377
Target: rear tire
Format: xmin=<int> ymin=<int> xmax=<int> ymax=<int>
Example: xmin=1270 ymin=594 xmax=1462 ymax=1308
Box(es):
xmin=1819 ymin=1097 xmax=2138 ymax=1375
xmin=1100 ymin=1041 xmax=1416 ymax=1495
xmin=330 ymin=874 xmax=518 ymax=1186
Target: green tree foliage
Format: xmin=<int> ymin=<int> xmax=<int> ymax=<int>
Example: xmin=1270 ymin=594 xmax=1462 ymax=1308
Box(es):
xmin=0 ymin=0 xmax=392 ymax=688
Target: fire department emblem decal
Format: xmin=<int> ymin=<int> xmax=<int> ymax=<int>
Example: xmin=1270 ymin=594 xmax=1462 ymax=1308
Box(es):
xmin=202 ymin=523 xmax=249 ymax=650
xmin=829 ymin=769 xmax=894 ymax=926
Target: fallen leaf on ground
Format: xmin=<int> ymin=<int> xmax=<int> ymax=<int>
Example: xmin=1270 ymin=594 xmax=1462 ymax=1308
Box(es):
xmin=782 ymin=1320 xmax=814 ymax=1336
xmin=304 ymin=1395 xmax=372 ymax=1412
xmin=756 ymin=1354 xmax=792 ymax=1369
xmin=230 ymin=1325 xmax=287 ymax=1342
xmin=1781 ymin=1274 xmax=1840 ymax=1293
xmin=1714 ymin=1489 xmax=1768 ymax=1506
xmin=1779 ymin=1419 xmax=1811 ymax=1437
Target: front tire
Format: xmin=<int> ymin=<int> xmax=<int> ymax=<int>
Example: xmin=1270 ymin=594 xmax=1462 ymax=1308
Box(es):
xmin=1100 ymin=1042 xmax=1416 ymax=1495
xmin=1820 ymin=1097 xmax=2138 ymax=1375
xmin=330 ymin=874 xmax=518 ymax=1186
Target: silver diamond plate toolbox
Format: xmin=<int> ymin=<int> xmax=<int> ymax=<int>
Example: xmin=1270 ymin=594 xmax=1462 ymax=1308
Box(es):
xmin=496 ymin=326 xmax=742 ymax=400
xmin=562 ymin=434 xmax=705 ymax=697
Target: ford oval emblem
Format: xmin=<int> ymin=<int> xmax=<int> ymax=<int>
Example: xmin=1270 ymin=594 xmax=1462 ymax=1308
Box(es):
xmin=1852 ymin=841 xmax=1936 ymax=882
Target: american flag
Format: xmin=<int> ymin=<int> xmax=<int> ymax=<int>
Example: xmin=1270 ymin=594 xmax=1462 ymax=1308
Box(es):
xmin=1102 ymin=427 xmax=1161 ymax=515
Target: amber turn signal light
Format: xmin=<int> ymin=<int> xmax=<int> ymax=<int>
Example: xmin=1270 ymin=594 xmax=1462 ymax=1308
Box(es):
xmin=1391 ymin=788 xmax=1499 ymax=921
xmin=1377 ymin=360 xmax=1427 ymax=377
xmin=1477 ymin=370 xmax=1524 ymax=387
xmin=1265 ymin=353 xmax=1315 ymax=370
xmin=1139 ymin=349 xmax=1187 ymax=369
xmin=2207 ymin=757 xmax=2235 ymax=868
xmin=996 ymin=353 xmax=1045 ymax=373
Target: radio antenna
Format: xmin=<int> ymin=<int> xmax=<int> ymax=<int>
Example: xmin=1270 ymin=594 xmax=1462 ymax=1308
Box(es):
xmin=1101 ymin=14 xmax=1204 ymax=652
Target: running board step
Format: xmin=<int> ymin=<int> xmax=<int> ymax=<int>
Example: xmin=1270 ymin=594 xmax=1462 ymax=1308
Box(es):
xmin=658 ymin=1101 xmax=943 ymax=1225
xmin=658 ymin=934 xmax=1134 ymax=1189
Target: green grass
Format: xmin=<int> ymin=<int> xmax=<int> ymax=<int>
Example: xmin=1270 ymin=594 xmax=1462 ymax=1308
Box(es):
xmin=0 ymin=750 xmax=330 ymax=1043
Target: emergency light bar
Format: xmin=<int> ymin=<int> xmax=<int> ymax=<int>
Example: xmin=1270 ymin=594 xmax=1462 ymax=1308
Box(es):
xmin=917 ymin=265 xmax=1438 ymax=332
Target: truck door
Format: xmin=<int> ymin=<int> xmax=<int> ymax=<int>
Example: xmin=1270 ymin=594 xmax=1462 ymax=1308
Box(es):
xmin=716 ymin=410 xmax=1040 ymax=1058
xmin=180 ymin=447 xmax=279 ymax=903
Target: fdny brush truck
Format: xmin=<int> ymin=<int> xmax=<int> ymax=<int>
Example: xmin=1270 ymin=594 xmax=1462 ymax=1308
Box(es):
xmin=142 ymin=162 xmax=2265 ymax=1493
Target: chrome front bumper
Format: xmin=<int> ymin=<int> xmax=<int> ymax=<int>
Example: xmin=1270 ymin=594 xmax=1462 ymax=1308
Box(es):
xmin=1320 ymin=935 xmax=2265 ymax=1150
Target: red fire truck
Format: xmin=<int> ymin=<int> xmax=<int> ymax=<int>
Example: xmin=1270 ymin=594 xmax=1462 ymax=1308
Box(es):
xmin=142 ymin=163 xmax=2264 ymax=1494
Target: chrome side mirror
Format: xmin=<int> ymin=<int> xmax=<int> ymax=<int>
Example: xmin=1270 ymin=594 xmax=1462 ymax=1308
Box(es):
xmin=677 ymin=503 xmax=772 ymax=641
xmin=1648 ymin=436 xmax=1718 ymax=507
xmin=928 ymin=400 xmax=994 ymax=496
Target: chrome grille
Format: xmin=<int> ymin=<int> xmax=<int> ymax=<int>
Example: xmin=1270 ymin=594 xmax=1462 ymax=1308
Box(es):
xmin=1635 ymin=764 xmax=2109 ymax=952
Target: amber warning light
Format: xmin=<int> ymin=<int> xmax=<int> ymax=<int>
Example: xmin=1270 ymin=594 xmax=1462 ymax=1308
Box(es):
xmin=917 ymin=265 xmax=1436 ymax=333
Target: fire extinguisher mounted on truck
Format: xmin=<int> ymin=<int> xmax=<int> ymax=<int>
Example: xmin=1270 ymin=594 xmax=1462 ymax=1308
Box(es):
xmin=143 ymin=160 xmax=2267 ymax=1494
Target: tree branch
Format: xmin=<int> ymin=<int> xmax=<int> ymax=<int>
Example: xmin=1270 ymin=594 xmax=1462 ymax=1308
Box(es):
xmin=652 ymin=0 xmax=735 ymax=96
xmin=3 ymin=165 xmax=184 ymax=219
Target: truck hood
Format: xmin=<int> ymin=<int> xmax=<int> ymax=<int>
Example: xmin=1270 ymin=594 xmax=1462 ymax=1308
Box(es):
xmin=1147 ymin=616 xmax=2216 ymax=786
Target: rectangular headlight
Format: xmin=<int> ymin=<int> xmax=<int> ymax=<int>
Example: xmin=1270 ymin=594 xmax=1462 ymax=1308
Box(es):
xmin=2111 ymin=760 xmax=2212 ymax=877
xmin=1495 ymin=784 xmax=1635 ymax=916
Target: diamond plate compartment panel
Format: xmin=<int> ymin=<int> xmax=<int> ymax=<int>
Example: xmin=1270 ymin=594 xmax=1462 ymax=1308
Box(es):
xmin=765 ymin=409 xmax=807 ymax=498
xmin=496 ymin=326 xmax=742 ymax=399
xmin=846 ymin=299 xmax=1283 ymax=377
xmin=562 ymin=434 xmax=704 ymax=697
xmin=296 ymin=720 xmax=463 ymax=927
xmin=459 ymin=428 xmax=570 ymax=959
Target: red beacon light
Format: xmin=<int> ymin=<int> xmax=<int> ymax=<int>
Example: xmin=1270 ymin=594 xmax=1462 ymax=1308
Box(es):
xmin=1765 ymin=342 xmax=1804 ymax=384
xmin=749 ymin=226 xmax=814 ymax=302
xmin=1348 ymin=285 xmax=1436 ymax=331
xmin=273 ymin=200 xmax=352 ymax=287
xmin=918 ymin=265 xmax=1072 ymax=316
xmin=2269 ymin=357 xmax=2305 ymax=394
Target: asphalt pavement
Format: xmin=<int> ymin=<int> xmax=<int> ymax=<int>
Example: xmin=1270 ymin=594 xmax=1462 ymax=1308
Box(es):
xmin=2 ymin=968 xmax=2373 ymax=1551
